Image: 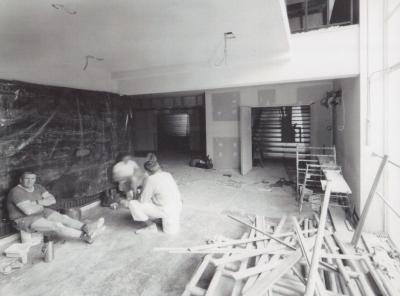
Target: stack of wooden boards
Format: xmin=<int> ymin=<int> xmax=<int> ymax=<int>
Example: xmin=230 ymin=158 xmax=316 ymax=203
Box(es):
xmin=156 ymin=213 xmax=400 ymax=296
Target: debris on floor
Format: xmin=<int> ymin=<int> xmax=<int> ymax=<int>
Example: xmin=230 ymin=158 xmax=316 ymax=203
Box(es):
xmin=0 ymin=258 xmax=23 ymax=275
xmin=217 ymin=178 xmax=244 ymax=189
xmin=4 ymin=243 xmax=31 ymax=264
xmin=156 ymin=213 xmax=400 ymax=295
xmin=269 ymin=178 xmax=294 ymax=188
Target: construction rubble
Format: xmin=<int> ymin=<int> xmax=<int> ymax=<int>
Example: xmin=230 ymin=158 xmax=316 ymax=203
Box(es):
xmin=156 ymin=212 xmax=400 ymax=296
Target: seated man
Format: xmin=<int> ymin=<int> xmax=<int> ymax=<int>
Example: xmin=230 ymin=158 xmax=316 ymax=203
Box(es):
xmin=7 ymin=172 xmax=104 ymax=244
xmin=120 ymin=159 xmax=183 ymax=234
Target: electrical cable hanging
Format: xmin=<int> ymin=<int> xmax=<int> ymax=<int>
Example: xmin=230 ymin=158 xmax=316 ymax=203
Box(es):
xmin=83 ymin=55 xmax=104 ymax=71
xmin=213 ymin=32 xmax=236 ymax=67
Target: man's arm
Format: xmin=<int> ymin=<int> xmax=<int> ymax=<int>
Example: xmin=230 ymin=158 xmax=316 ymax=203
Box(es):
xmin=16 ymin=200 xmax=44 ymax=216
xmin=139 ymin=178 xmax=154 ymax=203
xmin=37 ymin=191 xmax=56 ymax=206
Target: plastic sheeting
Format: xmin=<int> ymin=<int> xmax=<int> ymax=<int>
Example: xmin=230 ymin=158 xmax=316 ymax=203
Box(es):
xmin=0 ymin=80 xmax=135 ymax=232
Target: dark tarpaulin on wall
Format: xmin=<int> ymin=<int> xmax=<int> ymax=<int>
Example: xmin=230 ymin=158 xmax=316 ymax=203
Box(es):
xmin=0 ymin=80 xmax=135 ymax=236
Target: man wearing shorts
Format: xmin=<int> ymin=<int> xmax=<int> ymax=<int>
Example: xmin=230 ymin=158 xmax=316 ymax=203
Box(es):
xmin=7 ymin=172 xmax=104 ymax=244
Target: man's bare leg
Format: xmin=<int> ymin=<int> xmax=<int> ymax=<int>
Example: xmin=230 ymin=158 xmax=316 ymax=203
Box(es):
xmin=31 ymin=218 xmax=82 ymax=239
xmin=47 ymin=212 xmax=83 ymax=229
xmin=31 ymin=218 xmax=101 ymax=244
xmin=46 ymin=212 xmax=104 ymax=236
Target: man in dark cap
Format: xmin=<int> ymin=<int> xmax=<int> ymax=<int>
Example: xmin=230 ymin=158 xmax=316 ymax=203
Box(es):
xmin=120 ymin=158 xmax=182 ymax=234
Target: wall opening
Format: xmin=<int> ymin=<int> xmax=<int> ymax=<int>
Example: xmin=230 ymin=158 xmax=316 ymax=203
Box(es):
xmin=129 ymin=93 xmax=206 ymax=160
xmin=252 ymin=105 xmax=311 ymax=162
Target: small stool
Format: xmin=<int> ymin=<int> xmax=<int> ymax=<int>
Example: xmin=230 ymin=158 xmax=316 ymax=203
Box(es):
xmin=20 ymin=230 xmax=43 ymax=246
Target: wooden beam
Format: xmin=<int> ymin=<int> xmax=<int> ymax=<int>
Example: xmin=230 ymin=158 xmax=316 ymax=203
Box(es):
xmin=242 ymin=216 xmax=288 ymax=294
xmin=304 ymin=181 xmax=332 ymax=296
xmin=182 ymin=254 xmax=213 ymax=296
xmin=243 ymin=249 xmax=303 ymax=296
xmin=332 ymin=234 xmax=375 ymax=296
xmin=227 ymin=215 xmax=296 ymax=250
xmin=351 ymin=155 xmax=388 ymax=246
xmin=291 ymin=216 xmax=326 ymax=296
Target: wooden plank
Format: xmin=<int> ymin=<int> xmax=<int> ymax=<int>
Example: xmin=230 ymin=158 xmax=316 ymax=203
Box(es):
xmin=362 ymin=258 xmax=391 ymax=296
xmin=332 ymin=234 xmax=375 ymax=296
xmin=324 ymin=235 xmax=361 ymax=296
xmin=226 ymin=260 xmax=282 ymax=280
xmin=304 ymin=182 xmax=332 ymax=296
xmin=242 ymin=216 xmax=287 ymax=294
xmin=291 ymin=216 xmax=326 ymax=296
xmin=243 ymin=249 xmax=303 ymax=296
xmin=227 ymin=215 xmax=296 ymax=250
xmin=154 ymin=236 xmax=277 ymax=253
xmin=351 ymin=155 xmax=388 ymax=246
xmin=182 ymin=254 xmax=213 ymax=296
xmin=231 ymin=230 xmax=255 ymax=296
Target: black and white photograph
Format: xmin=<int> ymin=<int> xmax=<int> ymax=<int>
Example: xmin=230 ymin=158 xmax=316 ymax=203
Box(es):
xmin=0 ymin=0 xmax=399 ymax=295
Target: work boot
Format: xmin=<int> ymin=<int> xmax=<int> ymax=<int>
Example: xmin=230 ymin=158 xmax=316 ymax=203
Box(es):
xmin=82 ymin=217 xmax=105 ymax=237
xmin=135 ymin=223 xmax=158 ymax=234
xmin=81 ymin=225 xmax=106 ymax=244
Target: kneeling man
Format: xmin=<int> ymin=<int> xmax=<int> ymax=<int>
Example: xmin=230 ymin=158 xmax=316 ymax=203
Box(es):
xmin=121 ymin=160 xmax=182 ymax=234
xmin=7 ymin=172 xmax=104 ymax=244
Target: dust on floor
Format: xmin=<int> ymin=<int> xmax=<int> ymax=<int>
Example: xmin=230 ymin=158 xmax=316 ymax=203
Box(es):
xmin=0 ymin=157 xmax=311 ymax=296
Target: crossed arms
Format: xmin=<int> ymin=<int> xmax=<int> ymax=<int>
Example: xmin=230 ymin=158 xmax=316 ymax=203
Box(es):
xmin=16 ymin=191 xmax=56 ymax=216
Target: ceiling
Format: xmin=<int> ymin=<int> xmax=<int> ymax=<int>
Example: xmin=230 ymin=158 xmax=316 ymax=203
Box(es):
xmin=0 ymin=0 xmax=291 ymax=93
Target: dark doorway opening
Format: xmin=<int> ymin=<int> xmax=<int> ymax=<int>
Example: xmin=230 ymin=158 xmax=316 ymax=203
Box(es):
xmin=158 ymin=111 xmax=190 ymax=153
xmin=130 ymin=93 xmax=206 ymax=160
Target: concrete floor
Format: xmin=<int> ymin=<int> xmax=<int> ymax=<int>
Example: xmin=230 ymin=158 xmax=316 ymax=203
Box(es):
xmin=0 ymin=155 xmax=311 ymax=296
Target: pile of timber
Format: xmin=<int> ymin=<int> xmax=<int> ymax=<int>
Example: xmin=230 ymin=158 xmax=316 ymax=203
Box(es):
xmin=156 ymin=213 xmax=399 ymax=295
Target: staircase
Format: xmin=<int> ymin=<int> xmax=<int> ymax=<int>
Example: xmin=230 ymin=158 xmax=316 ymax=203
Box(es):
xmin=253 ymin=106 xmax=311 ymax=159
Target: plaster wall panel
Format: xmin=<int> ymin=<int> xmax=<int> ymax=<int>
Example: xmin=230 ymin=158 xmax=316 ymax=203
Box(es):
xmin=258 ymin=89 xmax=277 ymax=106
xmin=213 ymin=137 xmax=240 ymax=169
xmin=212 ymin=92 xmax=240 ymax=121
xmin=387 ymin=5 xmax=400 ymax=66
xmin=297 ymin=84 xmax=332 ymax=105
xmin=333 ymin=78 xmax=361 ymax=214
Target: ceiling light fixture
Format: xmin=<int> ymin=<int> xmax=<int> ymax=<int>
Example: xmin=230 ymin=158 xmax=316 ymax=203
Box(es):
xmin=51 ymin=4 xmax=77 ymax=15
xmin=83 ymin=55 xmax=104 ymax=71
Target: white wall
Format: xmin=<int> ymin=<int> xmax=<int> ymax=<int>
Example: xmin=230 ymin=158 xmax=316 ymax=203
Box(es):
xmin=334 ymin=78 xmax=361 ymax=214
xmin=205 ymin=80 xmax=334 ymax=169
xmin=359 ymin=0 xmax=400 ymax=239
xmin=117 ymin=26 xmax=359 ymax=95
xmin=386 ymin=0 xmax=400 ymax=248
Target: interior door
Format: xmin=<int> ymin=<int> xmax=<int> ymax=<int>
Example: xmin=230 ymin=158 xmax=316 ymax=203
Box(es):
xmin=240 ymin=106 xmax=252 ymax=175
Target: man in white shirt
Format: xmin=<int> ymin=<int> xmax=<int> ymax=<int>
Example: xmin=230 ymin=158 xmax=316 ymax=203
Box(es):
xmin=120 ymin=159 xmax=182 ymax=234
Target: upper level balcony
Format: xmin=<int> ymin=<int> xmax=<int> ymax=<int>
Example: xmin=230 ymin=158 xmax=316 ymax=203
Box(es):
xmin=286 ymin=0 xmax=359 ymax=33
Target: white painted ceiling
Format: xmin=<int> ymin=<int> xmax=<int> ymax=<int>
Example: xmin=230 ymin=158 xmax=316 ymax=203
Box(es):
xmin=0 ymin=0 xmax=290 ymax=92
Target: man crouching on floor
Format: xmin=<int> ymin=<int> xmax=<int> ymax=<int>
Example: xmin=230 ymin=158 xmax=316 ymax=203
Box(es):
xmin=120 ymin=159 xmax=183 ymax=234
xmin=7 ymin=172 xmax=104 ymax=244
